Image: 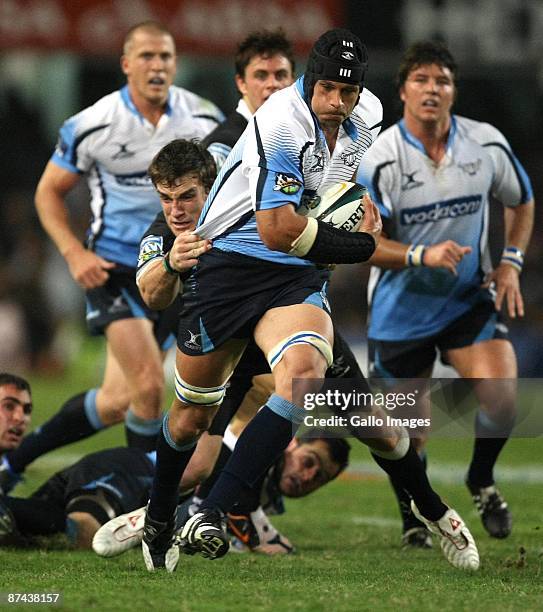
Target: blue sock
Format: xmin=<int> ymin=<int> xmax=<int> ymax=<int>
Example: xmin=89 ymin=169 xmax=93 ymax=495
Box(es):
xmin=124 ymin=408 xmax=162 ymax=451
xmin=148 ymin=414 xmax=197 ymax=523
xmin=201 ymin=395 xmax=304 ymax=513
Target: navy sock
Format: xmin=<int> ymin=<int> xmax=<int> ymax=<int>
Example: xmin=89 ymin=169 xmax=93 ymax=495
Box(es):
xmin=3 ymin=496 xmax=66 ymax=536
xmin=373 ymin=443 xmax=447 ymax=522
xmin=124 ymin=409 xmax=162 ymax=452
xmin=7 ymin=391 xmax=102 ymax=473
xmin=148 ymin=415 xmax=197 ymax=523
xmin=467 ymin=412 xmax=514 ymax=487
xmin=388 ymin=451 xmax=428 ymax=532
xmin=201 ymin=398 xmax=303 ymax=514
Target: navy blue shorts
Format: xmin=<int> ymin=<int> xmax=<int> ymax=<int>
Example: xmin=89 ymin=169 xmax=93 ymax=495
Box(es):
xmin=368 ymin=299 xmax=509 ymax=381
xmin=177 ymin=249 xmax=331 ymax=355
xmin=85 ymin=268 xmax=176 ymax=350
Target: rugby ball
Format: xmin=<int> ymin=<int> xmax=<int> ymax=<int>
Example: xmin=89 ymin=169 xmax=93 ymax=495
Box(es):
xmin=298 ymin=181 xmax=367 ymax=232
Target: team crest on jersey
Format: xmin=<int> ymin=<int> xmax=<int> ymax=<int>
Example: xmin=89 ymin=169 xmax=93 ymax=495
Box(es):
xmin=137 ymin=235 xmax=163 ymax=267
xmin=401 ymin=170 xmax=424 ymax=191
xmin=457 ymin=159 xmax=482 ymax=176
xmin=274 ymin=173 xmax=302 ymax=194
xmin=112 ymin=142 xmax=136 ymax=160
xmin=340 ymin=148 xmax=360 ymax=167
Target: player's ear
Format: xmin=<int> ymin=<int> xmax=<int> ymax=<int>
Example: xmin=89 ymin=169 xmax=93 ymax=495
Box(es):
xmin=120 ymin=55 xmax=129 ymax=76
xmin=235 ymin=74 xmax=247 ymax=97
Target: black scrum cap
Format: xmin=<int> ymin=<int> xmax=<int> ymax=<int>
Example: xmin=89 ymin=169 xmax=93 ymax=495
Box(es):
xmin=304 ymin=28 xmax=368 ymax=102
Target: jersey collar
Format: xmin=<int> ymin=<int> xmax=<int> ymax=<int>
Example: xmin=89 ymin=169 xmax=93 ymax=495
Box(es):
xmin=235 ymin=98 xmax=253 ymax=122
xmin=398 ymin=115 xmax=457 ymax=155
xmin=120 ymin=85 xmax=173 ymax=121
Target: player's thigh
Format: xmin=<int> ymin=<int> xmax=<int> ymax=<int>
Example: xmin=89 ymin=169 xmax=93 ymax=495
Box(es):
xmin=168 ymin=341 xmax=248 ymax=434
xmin=174 ymin=339 xmax=248 ymax=388
xmin=105 ymin=317 xmax=164 ymax=384
xmin=444 ymin=339 xmax=517 ymax=378
xmin=96 ymin=345 xmax=131 ymax=424
xmin=254 ymin=303 xmax=333 ymax=360
xmin=445 ymin=339 xmax=517 ymax=417
xmin=254 ymin=303 xmax=333 ymax=399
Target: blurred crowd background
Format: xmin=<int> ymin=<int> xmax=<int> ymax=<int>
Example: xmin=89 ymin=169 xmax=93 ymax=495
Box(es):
xmin=1 ymin=0 xmax=542 ymax=376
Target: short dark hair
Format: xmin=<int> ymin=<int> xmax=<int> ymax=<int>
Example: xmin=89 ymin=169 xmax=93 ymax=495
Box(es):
xmin=0 ymin=373 xmax=31 ymax=395
xmin=148 ymin=139 xmax=217 ymax=192
xmin=397 ymin=40 xmax=458 ymax=90
xmin=235 ymin=29 xmax=295 ymax=78
xmin=298 ymin=431 xmax=351 ymax=477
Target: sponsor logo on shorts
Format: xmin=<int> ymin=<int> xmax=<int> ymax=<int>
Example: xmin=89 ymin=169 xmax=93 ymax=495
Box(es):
xmin=108 ymin=295 xmax=126 ymax=314
xmin=400 ymin=195 xmax=482 ymax=225
xmin=184 ymin=330 xmax=202 ymax=351
xmin=273 ymin=172 xmax=302 ymax=194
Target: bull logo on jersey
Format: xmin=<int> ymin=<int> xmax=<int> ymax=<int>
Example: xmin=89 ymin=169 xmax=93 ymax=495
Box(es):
xmin=340 ymin=149 xmax=359 ymax=167
xmin=112 ymin=142 xmax=136 ymax=160
xmin=273 ymin=173 xmax=302 ymax=195
xmin=458 ymin=159 xmax=482 ymax=176
xmin=401 ymin=170 xmax=424 ymax=191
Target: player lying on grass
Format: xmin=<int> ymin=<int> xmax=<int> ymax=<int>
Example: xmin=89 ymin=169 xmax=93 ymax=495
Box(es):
xmin=0 ymin=370 xmax=347 ymax=551
xmin=92 ymin=428 xmax=349 ymax=557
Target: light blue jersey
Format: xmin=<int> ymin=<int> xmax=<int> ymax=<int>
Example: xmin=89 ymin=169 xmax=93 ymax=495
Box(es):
xmin=196 ymin=76 xmax=382 ymax=265
xmin=51 ymin=85 xmax=223 ymax=268
xmin=358 ymin=116 xmax=533 ymax=341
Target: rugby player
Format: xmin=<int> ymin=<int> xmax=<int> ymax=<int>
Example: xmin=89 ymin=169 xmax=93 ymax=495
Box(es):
xmin=204 ymin=29 xmax=296 ymax=170
xmin=358 ymin=41 xmax=534 ymax=545
xmin=29 ymin=21 xmax=222 ymax=459
xmin=142 ymin=29 xmax=479 ymax=573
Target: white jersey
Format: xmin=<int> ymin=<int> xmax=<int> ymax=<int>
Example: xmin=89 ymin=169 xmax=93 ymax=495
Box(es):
xmin=357 ymin=116 xmax=533 ymax=341
xmin=196 ymin=76 xmax=382 ymax=265
xmin=51 ymin=85 xmax=223 ymax=268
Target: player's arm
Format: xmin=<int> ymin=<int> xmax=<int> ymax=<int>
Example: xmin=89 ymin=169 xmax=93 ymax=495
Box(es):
xmin=137 ymin=231 xmax=210 ymax=310
xmin=256 ymin=195 xmax=382 ymax=264
xmin=370 ymin=234 xmax=472 ymax=275
xmin=483 ymin=198 xmax=534 ymax=318
xmin=35 ymin=161 xmax=115 ymax=289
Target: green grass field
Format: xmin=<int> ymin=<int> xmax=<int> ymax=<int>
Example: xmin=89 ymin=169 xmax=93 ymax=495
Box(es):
xmin=1 ymin=338 xmax=542 ymax=611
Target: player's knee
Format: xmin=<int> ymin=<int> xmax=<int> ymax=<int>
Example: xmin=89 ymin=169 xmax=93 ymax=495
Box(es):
xmin=168 ymin=405 xmax=216 ymax=441
xmin=267 ymin=331 xmax=333 ymax=379
xmin=96 ymin=388 xmax=130 ymax=425
xmin=133 ymin=373 xmax=164 ymax=408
